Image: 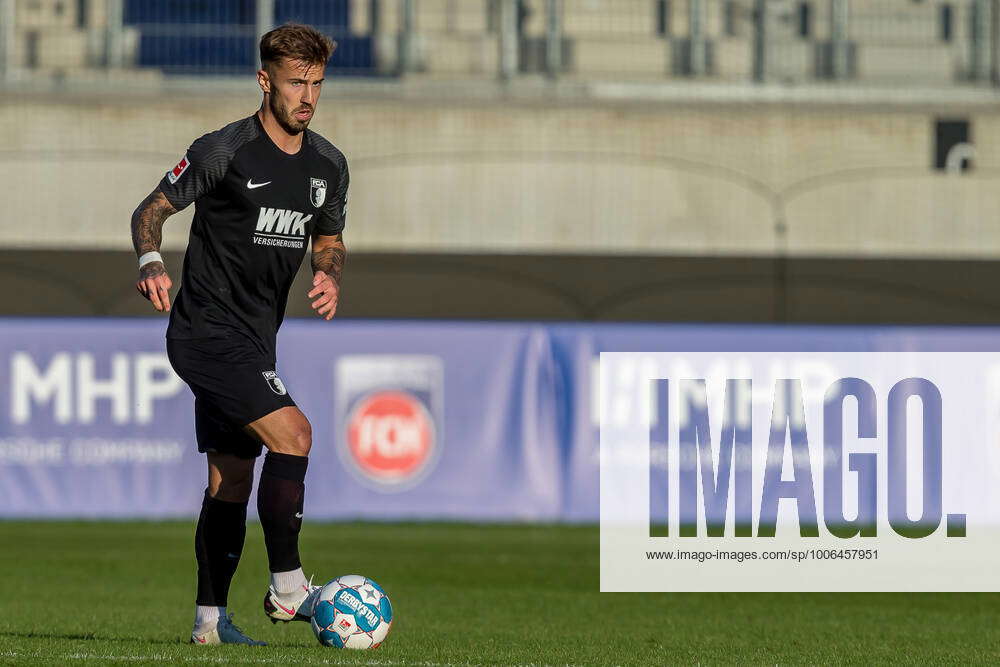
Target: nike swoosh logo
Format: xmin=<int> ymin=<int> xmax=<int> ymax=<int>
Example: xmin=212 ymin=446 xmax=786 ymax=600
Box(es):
xmin=295 ymin=512 xmax=303 ymax=518
xmin=247 ymin=179 xmax=271 ymax=189
xmin=272 ymin=598 xmax=296 ymax=615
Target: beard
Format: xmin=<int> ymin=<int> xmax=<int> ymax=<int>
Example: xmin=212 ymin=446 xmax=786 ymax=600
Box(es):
xmin=269 ymin=93 xmax=311 ymax=134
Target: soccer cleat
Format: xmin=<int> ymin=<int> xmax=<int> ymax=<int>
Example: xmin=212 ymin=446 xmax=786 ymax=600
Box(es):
xmin=190 ymin=614 xmax=267 ymax=646
xmin=263 ymin=576 xmax=320 ymax=624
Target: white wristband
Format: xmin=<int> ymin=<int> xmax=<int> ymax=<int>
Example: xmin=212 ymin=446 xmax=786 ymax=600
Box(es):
xmin=138 ymin=251 xmax=163 ymax=269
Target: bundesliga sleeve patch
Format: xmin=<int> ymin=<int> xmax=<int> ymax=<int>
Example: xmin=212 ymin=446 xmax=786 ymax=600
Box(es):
xmin=166 ymin=154 xmax=190 ymax=184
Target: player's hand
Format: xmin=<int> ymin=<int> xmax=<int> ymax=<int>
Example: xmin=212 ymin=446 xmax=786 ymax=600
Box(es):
xmin=135 ymin=262 xmax=173 ymax=312
xmin=308 ymin=270 xmax=338 ymax=321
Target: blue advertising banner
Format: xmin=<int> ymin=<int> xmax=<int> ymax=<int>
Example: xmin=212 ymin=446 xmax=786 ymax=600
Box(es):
xmin=548 ymin=324 xmax=1000 ymax=522
xmin=0 ymin=319 xmax=562 ymax=521
xmin=1 ymin=319 xmax=998 ymax=521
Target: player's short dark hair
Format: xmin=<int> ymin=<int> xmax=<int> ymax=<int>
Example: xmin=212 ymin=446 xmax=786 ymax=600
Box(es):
xmin=260 ymin=23 xmax=336 ymax=73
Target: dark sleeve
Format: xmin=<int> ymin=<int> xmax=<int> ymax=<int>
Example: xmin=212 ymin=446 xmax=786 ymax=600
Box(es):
xmin=315 ymin=155 xmax=349 ymax=236
xmin=157 ymin=133 xmax=231 ymax=211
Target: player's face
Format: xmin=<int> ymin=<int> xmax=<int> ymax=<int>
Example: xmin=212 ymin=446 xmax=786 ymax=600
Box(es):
xmin=261 ymin=58 xmax=326 ymax=134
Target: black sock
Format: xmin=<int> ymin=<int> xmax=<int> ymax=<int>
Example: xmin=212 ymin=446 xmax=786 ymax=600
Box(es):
xmin=194 ymin=490 xmax=248 ymax=607
xmin=257 ymin=451 xmax=308 ymax=573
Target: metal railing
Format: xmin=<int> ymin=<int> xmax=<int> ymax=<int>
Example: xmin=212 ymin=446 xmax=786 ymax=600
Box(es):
xmin=1 ymin=0 xmax=999 ymax=87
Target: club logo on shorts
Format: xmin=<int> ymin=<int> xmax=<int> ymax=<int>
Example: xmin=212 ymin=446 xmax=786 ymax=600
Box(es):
xmin=262 ymin=371 xmax=287 ymax=396
xmin=310 ymin=178 xmax=327 ymax=208
xmin=166 ymin=154 xmax=190 ymax=184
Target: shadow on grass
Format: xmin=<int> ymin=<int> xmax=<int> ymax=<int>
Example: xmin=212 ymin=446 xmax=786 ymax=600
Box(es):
xmin=0 ymin=630 xmax=187 ymax=645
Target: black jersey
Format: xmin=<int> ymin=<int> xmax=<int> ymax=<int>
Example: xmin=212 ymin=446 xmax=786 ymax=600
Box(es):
xmin=158 ymin=113 xmax=348 ymax=358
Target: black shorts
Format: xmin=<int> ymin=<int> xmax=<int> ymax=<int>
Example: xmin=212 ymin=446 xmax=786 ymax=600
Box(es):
xmin=167 ymin=337 xmax=296 ymax=459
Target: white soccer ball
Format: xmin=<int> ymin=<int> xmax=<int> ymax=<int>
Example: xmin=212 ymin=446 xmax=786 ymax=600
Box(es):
xmin=310 ymin=574 xmax=394 ymax=649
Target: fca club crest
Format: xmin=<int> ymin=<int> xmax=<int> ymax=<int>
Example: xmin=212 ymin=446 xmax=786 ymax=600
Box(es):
xmin=262 ymin=371 xmax=287 ymax=396
xmin=310 ymin=178 xmax=327 ymax=208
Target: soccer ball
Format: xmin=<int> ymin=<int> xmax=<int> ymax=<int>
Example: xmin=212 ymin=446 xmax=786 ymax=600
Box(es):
xmin=310 ymin=575 xmax=393 ymax=649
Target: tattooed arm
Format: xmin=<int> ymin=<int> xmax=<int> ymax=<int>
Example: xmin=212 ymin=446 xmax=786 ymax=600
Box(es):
xmin=130 ymin=190 xmax=177 ymax=312
xmin=308 ymin=233 xmax=346 ymax=321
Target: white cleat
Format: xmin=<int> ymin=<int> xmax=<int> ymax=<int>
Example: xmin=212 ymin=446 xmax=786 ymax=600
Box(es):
xmin=190 ymin=614 xmax=267 ymax=646
xmin=263 ymin=576 xmax=320 ymax=624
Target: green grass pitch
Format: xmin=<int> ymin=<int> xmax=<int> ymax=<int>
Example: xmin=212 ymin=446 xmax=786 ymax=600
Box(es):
xmin=1 ymin=521 xmax=998 ymax=665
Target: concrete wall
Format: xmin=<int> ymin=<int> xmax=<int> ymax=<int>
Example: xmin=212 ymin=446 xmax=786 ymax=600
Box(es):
xmin=2 ymin=91 xmax=1000 ymax=259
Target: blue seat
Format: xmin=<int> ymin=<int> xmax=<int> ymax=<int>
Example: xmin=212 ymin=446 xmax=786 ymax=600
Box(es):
xmin=125 ymin=0 xmax=375 ymax=74
xmin=125 ymin=0 xmax=255 ymax=25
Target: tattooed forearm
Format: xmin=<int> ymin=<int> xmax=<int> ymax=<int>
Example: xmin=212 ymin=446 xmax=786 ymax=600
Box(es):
xmin=312 ymin=234 xmax=347 ymax=286
xmin=130 ymin=190 xmax=176 ymax=276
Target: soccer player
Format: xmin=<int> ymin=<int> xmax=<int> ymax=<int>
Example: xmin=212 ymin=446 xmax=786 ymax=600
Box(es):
xmin=129 ymin=24 xmax=348 ymax=646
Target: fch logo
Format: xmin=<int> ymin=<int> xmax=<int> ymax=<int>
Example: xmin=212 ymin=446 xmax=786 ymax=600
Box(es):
xmin=346 ymin=390 xmax=435 ymax=485
xmin=335 ymin=355 xmax=444 ymax=491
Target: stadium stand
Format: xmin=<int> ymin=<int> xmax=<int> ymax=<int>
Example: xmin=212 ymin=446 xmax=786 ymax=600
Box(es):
xmin=5 ymin=0 xmax=990 ymax=83
xmin=3 ymin=0 xmax=1000 ymax=324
